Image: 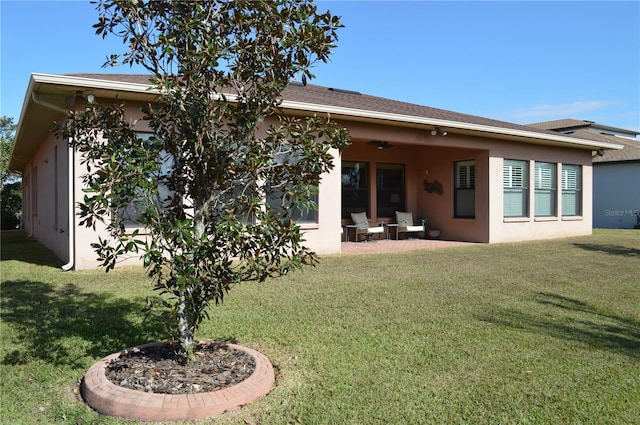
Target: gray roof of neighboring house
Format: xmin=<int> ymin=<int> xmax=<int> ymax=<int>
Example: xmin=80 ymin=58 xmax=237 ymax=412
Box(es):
xmin=529 ymin=118 xmax=640 ymax=138
xmin=576 ymin=130 xmax=640 ymax=163
xmin=529 ymin=118 xmax=594 ymax=131
xmin=528 ymin=118 xmax=640 ymax=163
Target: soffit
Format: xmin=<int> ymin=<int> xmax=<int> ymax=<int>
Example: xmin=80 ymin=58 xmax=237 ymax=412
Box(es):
xmin=10 ymin=73 xmax=624 ymax=171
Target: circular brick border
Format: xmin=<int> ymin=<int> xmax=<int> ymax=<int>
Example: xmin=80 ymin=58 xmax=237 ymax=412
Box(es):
xmin=81 ymin=341 xmax=275 ymax=422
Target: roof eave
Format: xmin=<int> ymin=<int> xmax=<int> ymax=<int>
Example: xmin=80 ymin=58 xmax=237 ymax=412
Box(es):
xmin=280 ymin=100 xmax=625 ymax=151
xmin=10 ymin=73 xmax=624 ymax=172
xmin=9 ymin=73 xmax=161 ymax=171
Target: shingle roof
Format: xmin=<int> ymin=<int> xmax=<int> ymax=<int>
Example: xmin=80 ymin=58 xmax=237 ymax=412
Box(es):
xmin=67 ymin=73 xmax=563 ymax=138
xmin=575 ymin=130 xmax=640 ymax=163
xmin=280 ymin=82 xmax=556 ymax=135
xmin=528 ymin=119 xmax=593 ymax=131
xmin=527 ymin=117 xmax=640 ymax=162
xmin=529 ymin=118 xmax=639 ymax=139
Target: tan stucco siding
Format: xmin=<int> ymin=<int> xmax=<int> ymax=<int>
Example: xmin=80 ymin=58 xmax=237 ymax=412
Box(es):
xmin=488 ymin=142 xmax=593 ymax=243
xmin=20 ymin=125 xmax=71 ymax=264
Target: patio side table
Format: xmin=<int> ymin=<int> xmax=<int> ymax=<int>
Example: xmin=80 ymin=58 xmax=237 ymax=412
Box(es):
xmin=344 ymin=224 xmax=358 ymax=242
xmin=385 ymin=223 xmax=399 ymax=240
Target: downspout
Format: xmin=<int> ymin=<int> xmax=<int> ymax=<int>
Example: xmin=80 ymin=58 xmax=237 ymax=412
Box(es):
xmin=61 ymin=141 xmax=75 ymax=271
xmin=31 ymin=92 xmax=75 ymax=270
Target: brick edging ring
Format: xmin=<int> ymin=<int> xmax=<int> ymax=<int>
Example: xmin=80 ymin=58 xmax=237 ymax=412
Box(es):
xmin=81 ymin=341 xmax=275 ymax=422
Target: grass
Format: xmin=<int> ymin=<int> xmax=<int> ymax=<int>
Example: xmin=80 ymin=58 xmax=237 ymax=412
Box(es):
xmin=1 ymin=229 xmax=639 ymax=424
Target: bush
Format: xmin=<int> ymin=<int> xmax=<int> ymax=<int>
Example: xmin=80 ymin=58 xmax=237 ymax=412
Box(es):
xmin=1 ymin=210 xmax=20 ymax=229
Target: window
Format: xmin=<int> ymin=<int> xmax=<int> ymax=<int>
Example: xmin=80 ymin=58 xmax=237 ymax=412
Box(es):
xmin=341 ymin=161 xmax=368 ymax=219
xmin=23 ymin=173 xmax=30 ymax=218
xmin=534 ymin=162 xmax=556 ymax=217
xmin=266 ymin=186 xmax=318 ymax=224
xmin=117 ymin=133 xmax=173 ymax=227
xmin=266 ymin=147 xmax=318 ymax=224
xmin=503 ymin=159 xmax=528 ymax=217
xmin=562 ymin=164 xmax=581 ymax=216
xmin=454 ymin=160 xmax=475 ymax=218
xmin=54 ymin=145 xmax=59 ymax=228
xmin=32 ymin=166 xmax=38 ymax=217
xmin=376 ymin=163 xmax=405 ymax=217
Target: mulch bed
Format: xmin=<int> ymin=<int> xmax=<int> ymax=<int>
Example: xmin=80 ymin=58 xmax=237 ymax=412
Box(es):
xmin=105 ymin=342 xmax=256 ymax=394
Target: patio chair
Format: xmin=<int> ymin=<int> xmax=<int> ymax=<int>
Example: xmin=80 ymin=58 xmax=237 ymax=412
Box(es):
xmin=350 ymin=212 xmax=385 ymax=242
xmin=395 ymin=211 xmax=424 ymax=239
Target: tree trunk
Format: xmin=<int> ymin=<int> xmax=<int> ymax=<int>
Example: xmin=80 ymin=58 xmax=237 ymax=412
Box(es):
xmin=176 ymin=288 xmax=195 ymax=365
xmin=174 ymin=194 xmax=206 ymax=364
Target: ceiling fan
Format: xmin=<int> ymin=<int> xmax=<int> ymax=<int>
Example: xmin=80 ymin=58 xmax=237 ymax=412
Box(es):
xmin=367 ymin=140 xmax=393 ymax=150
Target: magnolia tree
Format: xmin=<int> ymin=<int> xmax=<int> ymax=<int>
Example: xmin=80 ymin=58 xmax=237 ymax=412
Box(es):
xmin=59 ymin=0 xmax=350 ymax=364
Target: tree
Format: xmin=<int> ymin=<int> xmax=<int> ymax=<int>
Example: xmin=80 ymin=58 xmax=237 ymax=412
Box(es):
xmin=1 ymin=117 xmax=21 ymax=229
xmin=59 ymin=0 xmax=350 ymax=364
xmin=1 ymin=116 xmax=19 ymax=190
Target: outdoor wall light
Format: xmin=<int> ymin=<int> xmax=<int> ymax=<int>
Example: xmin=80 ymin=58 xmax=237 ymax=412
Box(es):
xmin=65 ymin=92 xmax=96 ymax=107
xmin=431 ymin=128 xmax=448 ymax=136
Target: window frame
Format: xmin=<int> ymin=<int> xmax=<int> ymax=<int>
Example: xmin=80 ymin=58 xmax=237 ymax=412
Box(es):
xmin=454 ymin=160 xmax=476 ymax=219
xmin=341 ymin=161 xmax=369 ymax=219
xmin=534 ymin=161 xmax=556 ymax=217
xmin=561 ymin=164 xmax=582 ymax=217
xmin=376 ymin=162 xmax=406 ymax=218
xmin=32 ymin=165 xmax=38 ymax=217
xmin=115 ymin=133 xmax=173 ymax=228
xmin=503 ymin=159 xmax=529 ymax=218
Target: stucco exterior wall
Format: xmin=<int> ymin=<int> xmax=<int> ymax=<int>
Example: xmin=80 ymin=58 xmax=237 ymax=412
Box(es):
xmin=296 ymin=147 xmax=343 ymax=254
xmin=340 ymin=120 xmax=594 ymax=244
xmin=71 ymin=104 xmax=344 ymax=268
xmin=593 ymin=162 xmax=640 ymax=228
xmin=488 ymin=141 xmax=593 ymax=243
xmin=21 ymin=123 xmax=71 ymax=264
xmin=18 ymin=97 xmax=600 ymax=270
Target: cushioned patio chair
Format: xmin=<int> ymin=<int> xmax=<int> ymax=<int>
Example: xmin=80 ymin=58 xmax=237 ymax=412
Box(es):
xmin=395 ymin=211 xmax=425 ymax=239
xmin=350 ymin=212 xmax=385 ymax=242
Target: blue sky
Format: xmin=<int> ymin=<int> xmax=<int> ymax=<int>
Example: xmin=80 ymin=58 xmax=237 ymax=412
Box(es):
xmin=2 ymin=1 xmax=639 ymax=132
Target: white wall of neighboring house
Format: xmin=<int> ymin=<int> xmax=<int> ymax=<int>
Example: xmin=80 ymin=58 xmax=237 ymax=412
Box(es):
xmin=593 ymin=162 xmax=640 ymax=228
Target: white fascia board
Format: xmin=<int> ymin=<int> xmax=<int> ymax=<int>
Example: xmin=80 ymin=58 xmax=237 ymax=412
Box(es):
xmin=29 ymin=74 xmax=623 ymax=151
xmin=280 ymin=100 xmax=624 ymax=151
xmin=31 ymin=72 xmax=159 ymax=94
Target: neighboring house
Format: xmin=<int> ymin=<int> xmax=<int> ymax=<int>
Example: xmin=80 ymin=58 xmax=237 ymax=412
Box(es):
xmin=10 ymin=73 xmax=623 ymax=270
xmin=530 ymin=119 xmax=640 ymax=229
xmin=529 ymin=118 xmax=640 ymax=140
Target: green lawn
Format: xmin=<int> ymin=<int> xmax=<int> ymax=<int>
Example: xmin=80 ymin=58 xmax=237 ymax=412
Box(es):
xmin=1 ymin=229 xmax=639 ymax=424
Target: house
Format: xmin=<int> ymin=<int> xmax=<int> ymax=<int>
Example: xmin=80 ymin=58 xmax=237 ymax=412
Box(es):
xmin=529 ymin=119 xmax=640 ymax=229
xmin=528 ymin=118 xmax=639 ymax=140
xmin=9 ymin=73 xmax=623 ymax=270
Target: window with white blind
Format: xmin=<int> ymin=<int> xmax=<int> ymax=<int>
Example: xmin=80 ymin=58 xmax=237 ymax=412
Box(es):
xmin=454 ymin=160 xmax=475 ymax=218
xmin=503 ymin=159 xmax=528 ymax=218
xmin=562 ymin=164 xmax=581 ymax=216
xmin=534 ymin=162 xmax=556 ymax=217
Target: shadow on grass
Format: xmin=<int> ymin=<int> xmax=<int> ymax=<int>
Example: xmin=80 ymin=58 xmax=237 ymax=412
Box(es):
xmin=572 ymin=242 xmax=640 ymax=258
xmin=477 ymin=292 xmax=640 ymax=359
xmin=1 ymin=279 xmax=171 ymax=368
xmin=1 ymin=230 xmax=64 ymax=267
